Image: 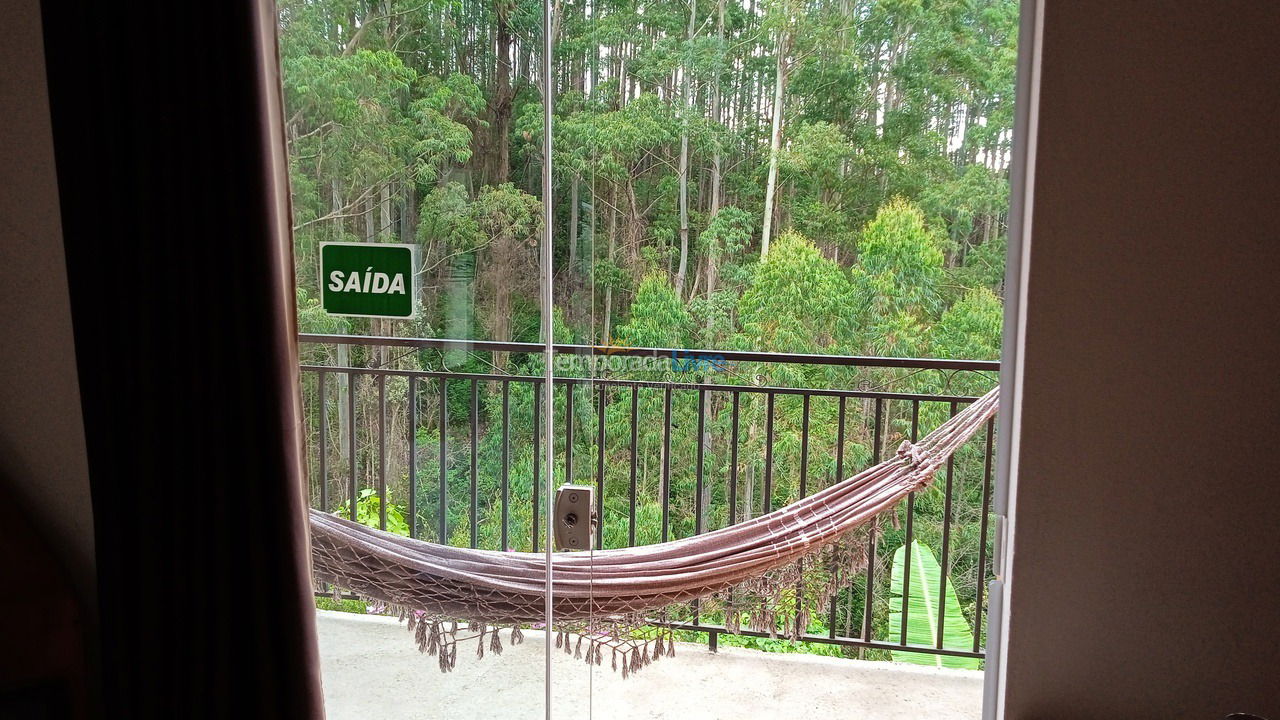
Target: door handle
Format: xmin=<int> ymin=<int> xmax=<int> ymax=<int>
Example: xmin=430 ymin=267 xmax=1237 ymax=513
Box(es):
xmin=553 ymin=484 xmax=596 ymax=551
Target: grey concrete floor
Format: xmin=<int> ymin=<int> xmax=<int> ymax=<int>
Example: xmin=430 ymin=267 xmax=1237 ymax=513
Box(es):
xmin=317 ymin=610 xmax=982 ymax=720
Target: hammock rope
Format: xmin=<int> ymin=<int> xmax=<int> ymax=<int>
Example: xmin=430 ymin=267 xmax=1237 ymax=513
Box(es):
xmin=310 ymin=386 xmax=999 ymax=673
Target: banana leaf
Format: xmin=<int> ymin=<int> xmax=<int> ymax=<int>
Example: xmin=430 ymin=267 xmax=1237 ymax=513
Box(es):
xmin=887 ymin=540 xmax=980 ymax=669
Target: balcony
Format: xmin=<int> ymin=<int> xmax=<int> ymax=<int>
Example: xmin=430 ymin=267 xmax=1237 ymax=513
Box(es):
xmin=300 ymin=335 xmax=998 ymax=717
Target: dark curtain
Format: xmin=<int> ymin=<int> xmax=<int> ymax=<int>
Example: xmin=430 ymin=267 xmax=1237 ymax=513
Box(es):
xmin=0 ymin=486 xmax=89 ymax=719
xmin=39 ymin=1 xmax=323 ymax=717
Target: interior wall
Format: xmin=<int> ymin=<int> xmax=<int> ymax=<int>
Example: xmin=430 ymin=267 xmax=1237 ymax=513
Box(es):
xmin=0 ymin=0 xmax=95 ymax=603
xmin=1003 ymin=1 xmax=1280 ymax=718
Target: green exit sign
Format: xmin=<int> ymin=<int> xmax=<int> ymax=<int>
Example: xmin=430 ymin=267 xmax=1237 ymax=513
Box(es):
xmin=320 ymin=242 xmax=418 ymax=319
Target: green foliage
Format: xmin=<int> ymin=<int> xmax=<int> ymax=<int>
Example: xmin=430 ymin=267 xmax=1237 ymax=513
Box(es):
xmin=617 ymin=275 xmax=691 ymax=350
xmin=699 ymin=206 xmax=755 ymax=257
xmin=888 ymin=541 xmax=981 ymax=669
xmin=335 ymin=488 xmax=411 ymax=537
xmin=854 ymin=198 xmax=946 ymax=319
xmin=419 ymin=182 xmax=481 ymax=250
xmin=780 ymin=121 xmax=853 ymax=182
xmin=315 ymin=596 xmax=368 ymax=614
xmin=591 ymin=260 xmax=632 ymax=293
xmin=407 ymin=73 xmax=485 ymax=179
xmin=954 ymin=233 xmax=1008 ymax=294
xmin=920 ymin=166 xmax=1009 ymax=247
xmin=933 ymin=288 xmax=1003 ymax=362
xmin=472 ymin=183 xmax=542 ymax=246
xmin=296 ymin=288 xmax=350 ymax=335
xmin=739 ymin=232 xmax=851 ymax=356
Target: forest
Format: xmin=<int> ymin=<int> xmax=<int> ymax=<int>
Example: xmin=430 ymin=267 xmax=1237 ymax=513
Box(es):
xmin=282 ymin=0 xmax=1015 ymax=662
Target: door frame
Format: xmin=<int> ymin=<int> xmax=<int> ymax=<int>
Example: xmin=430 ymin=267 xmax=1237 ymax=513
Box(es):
xmin=983 ymin=0 xmax=1044 ymax=717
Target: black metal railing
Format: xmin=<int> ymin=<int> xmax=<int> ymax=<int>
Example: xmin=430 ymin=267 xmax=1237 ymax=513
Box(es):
xmin=299 ymin=334 xmax=998 ymax=663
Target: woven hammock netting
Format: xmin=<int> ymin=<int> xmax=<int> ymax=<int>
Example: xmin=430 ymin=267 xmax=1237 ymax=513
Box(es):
xmin=310 ymin=386 xmax=999 ymax=675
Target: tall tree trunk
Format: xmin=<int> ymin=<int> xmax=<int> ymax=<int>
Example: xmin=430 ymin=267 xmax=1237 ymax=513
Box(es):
xmin=493 ymin=0 xmax=514 ymax=184
xmin=674 ymin=0 xmax=697 ymax=300
xmin=626 ymin=180 xmax=642 ymax=269
xmin=675 ymin=133 xmax=691 ymax=296
xmin=328 ymin=179 xmax=342 ymax=291
xmin=380 ymin=182 xmax=392 ymax=241
xmin=569 ymin=176 xmax=579 ymax=270
xmin=614 ymin=41 xmax=624 ymax=106
xmin=336 ymin=343 xmax=350 ymax=461
xmin=603 ymin=188 xmax=618 ymax=343
xmin=699 ymin=395 xmax=718 ymax=531
xmin=491 ymin=268 xmax=511 ymax=370
xmin=744 ymin=419 xmax=757 ymax=522
xmin=704 ymin=0 xmax=725 ymax=313
xmin=400 ymin=183 xmax=416 ymax=245
xmin=705 ymin=239 xmax=719 ymax=315
xmin=760 ymin=30 xmax=790 ymax=258
xmin=709 ymin=0 xmax=724 ymax=219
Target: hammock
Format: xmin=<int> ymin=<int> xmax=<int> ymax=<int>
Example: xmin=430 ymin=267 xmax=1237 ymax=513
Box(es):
xmin=310 ymin=386 xmax=998 ymax=674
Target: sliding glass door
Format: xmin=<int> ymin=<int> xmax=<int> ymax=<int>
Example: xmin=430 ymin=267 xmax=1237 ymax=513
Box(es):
xmin=282 ymin=0 xmax=1022 ymax=716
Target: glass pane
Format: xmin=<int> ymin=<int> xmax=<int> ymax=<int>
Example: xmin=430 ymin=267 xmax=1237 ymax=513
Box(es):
xmin=279 ymin=0 xmax=558 ymax=715
xmin=547 ymin=0 xmax=1015 ymax=717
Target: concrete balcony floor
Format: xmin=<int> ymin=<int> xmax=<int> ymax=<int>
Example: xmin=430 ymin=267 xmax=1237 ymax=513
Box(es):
xmin=317 ymin=610 xmax=983 ymax=719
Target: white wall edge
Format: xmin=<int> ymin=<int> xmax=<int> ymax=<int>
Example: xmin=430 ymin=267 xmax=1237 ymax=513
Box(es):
xmin=983 ymin=0 xmax=1043 ymax=717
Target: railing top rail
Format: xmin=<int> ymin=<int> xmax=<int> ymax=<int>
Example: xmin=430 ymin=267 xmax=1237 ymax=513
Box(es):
xmin=298 ymin=333 xmax=1000 ymax=372
xmin=298 ymin=364 xmax=984 ymax=402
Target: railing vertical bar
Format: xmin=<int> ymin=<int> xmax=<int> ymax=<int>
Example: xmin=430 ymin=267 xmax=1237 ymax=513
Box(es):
xmin=830 ymin=395 xmax=846 ymax=639
xmin=318 ymin=371 xmax=328 ymax=513
xmin=695 ymin=388 xmax=707 ymax=534
xmin=900 ymin=400 xmax=921 ymax=645
xmin=307 ymin=372 xmax=326 ymax=593
xmin=438 ymin=376 xmax=448 ymax=544
xmin=408 ymin=376 xmax=417 ymax=539
xmin=936 ymin=400 xmax=959 ymax=648
xmin=799 ymin=394 xmax=810 ymax=496
xmin=729 ymin=392 xmax=740 ymax=525
xmin=565 ymin=382 xmax=574 ymax=484
xmin=836 ymin=396 xmax=846 ymax=481
xmin=661 ymin=385 xmax=672 ymax=542
xmin=973 ymin=416 xmax=996 ymax=653
xmin=694 ymin=388 xmax=707 ymax=625
xmin=378 ymin=374 xmax=387 ymax=530
xmin=796 ymin=393 xmax=810 ymax=637
xmin=348 ymin=372 xmax=357 ymax=526
xmin=596 ymin=384 xmax=606 ymax=550
xmin=628 ymin=385 xmax=638 ymax=546
xmin=873 ymin=398 xmax=884 ymax=464
xmin=764 ymin=392 xmax=775 ymax=513
xmin=470 ymin=379 xmax=479 ymax=549
xmin=501 ymin=380 xmax=510 ymax=552
xmin=532 ymin=380 xmax=540 ymax=553
xmin=862 ymin=398 xmax=883 ymax=642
